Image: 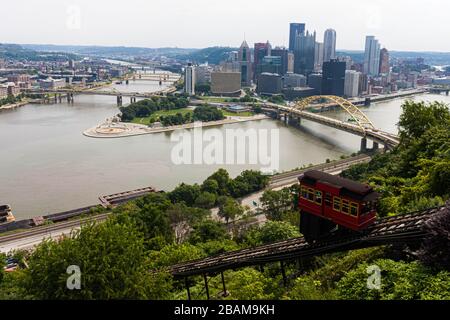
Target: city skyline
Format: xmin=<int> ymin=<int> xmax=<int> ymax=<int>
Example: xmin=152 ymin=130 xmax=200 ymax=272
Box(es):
xmin=1 ymin=0 xmax=450 ymax=52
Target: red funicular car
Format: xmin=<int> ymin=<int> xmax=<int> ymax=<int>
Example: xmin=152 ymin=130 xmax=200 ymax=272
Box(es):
xmin=298 ymin=170 xmax=380 ymax=242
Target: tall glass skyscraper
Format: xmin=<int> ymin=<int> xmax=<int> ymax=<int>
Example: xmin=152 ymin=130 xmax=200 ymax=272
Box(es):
xmin=294 ymin=30 xmax=316 ymax=75
xmin=184 ymin=63 xmax=195 ymax=96
xmin=323 ymin=29 xmax=337 ymax=62
xmin=289 ymin=23 xmax=306 ymax=51
xmin=363 ymin=36 xmax=381 ymax=76
xmin=239 ymin=40 xmax=252 ymax=86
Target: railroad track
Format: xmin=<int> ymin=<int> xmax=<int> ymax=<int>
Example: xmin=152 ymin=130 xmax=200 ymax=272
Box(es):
xmin=0 ymin=213 xmax=109 ymax=244
xmin=169 ymin=206 xmax=445 ymax=277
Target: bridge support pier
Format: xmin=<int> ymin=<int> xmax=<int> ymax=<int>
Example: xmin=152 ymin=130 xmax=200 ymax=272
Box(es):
xmin=203 ymin=274 xmax=210 ymax=300
xmin=185 ymin=277 xmax=191 ymax=300
xmin=288 ymin=115 xmax=301 ymax=127
xmin=372 ymin=142 xmax=379 ymax=151
xmin=117 ymin=95 xmax=123 ymax=106
xmin=130 ymin=96 xmax=136 ymax=104
xmin=67 ymin=93 xmax=74 ymax=104
xmin=220 ymin=272 xmax=229 ymax=297
xmin=280 ymin=261 xmax=287 ymax=287
xmin=276 ymin=109 xmax=281 ymax=120
xmin=360 ymin=137 xmax=367 ymax=153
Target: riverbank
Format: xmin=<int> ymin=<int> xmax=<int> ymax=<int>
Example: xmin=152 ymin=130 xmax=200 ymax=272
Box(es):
xmin=0 ymin=100 xmax=29 ymax=110
xmin=83 ymin=114 xmax=269 ymax=138
xmin=352 ymin=88 xmax=428 ymax=105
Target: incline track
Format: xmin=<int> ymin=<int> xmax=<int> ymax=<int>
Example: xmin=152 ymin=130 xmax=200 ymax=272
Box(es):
xmin=169 ymin=206 xmax=446 ymax=277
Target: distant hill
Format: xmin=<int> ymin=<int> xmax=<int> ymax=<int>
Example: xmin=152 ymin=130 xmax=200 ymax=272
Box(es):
xmin=338 ymin=50 xmax=450 ymax=66
xmin=0 ymin=43 xmax=78 ymax=61
xmin=21 ymin=44 xmax=195 ymax=59
xmin=175 ymin=47 xmax=237 ymax=65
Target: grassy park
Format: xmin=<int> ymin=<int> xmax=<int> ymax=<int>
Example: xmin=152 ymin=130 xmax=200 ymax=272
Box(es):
xmin=131 ymin=108 xmax=192 ymax=125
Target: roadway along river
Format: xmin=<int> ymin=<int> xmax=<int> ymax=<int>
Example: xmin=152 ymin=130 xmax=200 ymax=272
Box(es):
xmin=0 ymin=81 xmax=449 ymax=220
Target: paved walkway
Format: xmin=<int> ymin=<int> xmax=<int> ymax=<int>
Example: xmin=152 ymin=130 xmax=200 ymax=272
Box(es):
xmin=83 ymin=114 xmax=269 ymax=138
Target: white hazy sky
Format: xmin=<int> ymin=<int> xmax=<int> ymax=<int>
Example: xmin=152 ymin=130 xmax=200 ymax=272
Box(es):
xmin=1 ymin=0 xmax=449 ymax=51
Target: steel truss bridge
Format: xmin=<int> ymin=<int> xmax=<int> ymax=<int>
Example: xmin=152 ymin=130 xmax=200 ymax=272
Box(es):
xmin=168 ymin=206 xmax=447 ymax=300
xmin=261 ymin=95 xmax=400 ymax=151
xmin=24 ymin=86 xmax=177 ymax=106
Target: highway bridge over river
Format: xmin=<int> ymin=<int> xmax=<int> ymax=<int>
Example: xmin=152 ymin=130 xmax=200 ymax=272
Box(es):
xmin=259 ymin=95 xmax=400 ymax=152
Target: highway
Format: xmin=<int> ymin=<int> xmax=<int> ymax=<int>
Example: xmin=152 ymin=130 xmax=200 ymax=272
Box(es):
xmin=0 ymin=155 xmax=371 ymax=253
xmin=0 ymin=214 xmax=109 ymax=253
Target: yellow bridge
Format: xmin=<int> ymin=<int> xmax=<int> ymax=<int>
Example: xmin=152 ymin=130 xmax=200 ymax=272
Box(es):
xmin=261 ymin=95 xmax=400 ymax=151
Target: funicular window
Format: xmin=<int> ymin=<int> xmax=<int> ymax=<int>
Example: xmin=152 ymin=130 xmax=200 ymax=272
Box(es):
xmin=307 ymin=188 xmax=315 ymax=202
xmin=362 ymin=201 xmax=371 ymax=215
xmin=333 ymin=197 xmax=341 ymax=212
xmin=342 ymin=200 xmax=350 ymax=214
xmin=301 ymin=186 xmax=309 ymax=200
xmin=350 ymin=202 xmax=359 ymax=216
xmin=362 ymin=200 xmax=377 ymax=215
xmin=315 ymin=191 xmax=322 ymax=205
xmin=325 ymin=193 xmax=332 ymax=207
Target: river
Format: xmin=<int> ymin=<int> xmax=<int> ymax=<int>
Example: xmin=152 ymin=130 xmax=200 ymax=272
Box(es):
xmin=0 ymin=82 xmax=449 ymax=219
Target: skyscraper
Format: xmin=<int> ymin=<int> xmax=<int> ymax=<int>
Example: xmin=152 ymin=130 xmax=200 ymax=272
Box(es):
xmin=322 ymin=59 xmax=346 ymax=96
xmin=294 ymin=30 xmax=316 ymax=75
xmin=256 ymin=56 xmax=283 ymax=75
xmin=344 ymin=70 xmax=361 ymax=97
xmin=184 ymin=63 xmax=195 ymax=96
xmin=314 ymin=42 xmax=324 ymax=71
xmin=287 ymin=52 xmax=295 ymax=73
xmin=254 ymin=42 xmax=272 ymax=79
xmin=363 ymin=36 xmax=381 ymax=76
xmin=379 ymin=48 xmax=390 ymax=74
xmin=271 ymin=47 xmax=289 ymax=75
xmin=289 ymin=23 xmax=306 ymax=51
xmin=323 ymin=29 xmax=337 ymax=62
xmin=239 ymin=40 xmax=252 ymax=86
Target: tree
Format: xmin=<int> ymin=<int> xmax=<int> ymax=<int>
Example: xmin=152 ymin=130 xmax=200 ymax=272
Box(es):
xmin=244 ymin=221 xmax=300 ymax=246
xmin=253 ymin=106 xmax=263 ymax=114
xmin=194 ymin=191 xmax=217 ymax=209
xmin=23 ymin=218 xmax=172 ymax=299
xmin=188 ymin=220 xmax=229 ymax=244
xmin=398 ymin=100 xmax=450 ymax=143
xmin=195 ymin=83 xmax=211 ymax=94
xmin=341 ymin=100 xmax=450 ymax=216
xmin=224 ymin=269 xmax=274 ymax=300
xmin=206 ymin=169 xmax=231 ymax=195
xmin=337 ymin=259 xmax=450 ymax=300
xmin=260 ymin=188 xmax=294 ymax=221
xmin=197 ymin=239 xmax=240 ymax=256
xmin=149 ymin=243 xmax=206 ymax=269
xmin=218 ymin=197 xmax=244 ymax=224
xmin=114 ymin=193 xmax=173 ymax=245
xmin=169 ymin=183 xmax=201 ymax=206
xmin=193 ymin=105 xmax=225 ymax=122
xmin=201 ymin=178 xmax=219 ymax=195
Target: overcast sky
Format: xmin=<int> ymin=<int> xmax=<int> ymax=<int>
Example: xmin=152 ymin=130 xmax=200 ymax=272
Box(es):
xmin=1 ymin=0 xmax=449 ymax=51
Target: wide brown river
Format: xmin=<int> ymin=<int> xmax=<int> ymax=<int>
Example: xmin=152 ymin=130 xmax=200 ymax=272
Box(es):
xmin=0 ymin=80 xmax=448 ymax=220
